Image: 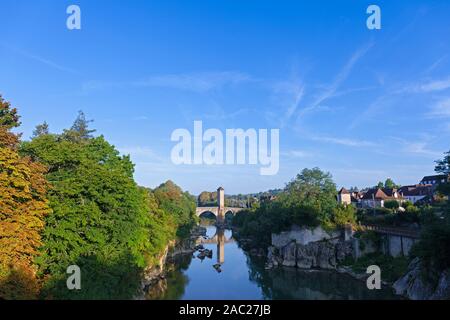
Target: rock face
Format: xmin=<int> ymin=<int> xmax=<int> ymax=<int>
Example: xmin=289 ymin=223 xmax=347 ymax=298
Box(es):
xmin=393 ymin=257 xmax=450 ymax=300
xmin=271 ymin=226 xmax=340 ymax=248
xmin=139 ymin=225 xmax=207 ymax=298
xmin=267 ymin=238 xmax=353 ymax=270
xmin=168 ymin=225 xmax=207 ymax=257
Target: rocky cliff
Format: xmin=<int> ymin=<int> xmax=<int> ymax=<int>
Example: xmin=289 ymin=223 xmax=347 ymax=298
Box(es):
xmin=139 ymin=225 xmax=207 ymax=298
xmin=393 ymin=257 xmax=450 ymax=300
xmin=266 ymin=238 xmax=353 ymax=270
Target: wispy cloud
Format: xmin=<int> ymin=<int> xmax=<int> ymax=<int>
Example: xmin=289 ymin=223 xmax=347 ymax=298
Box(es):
xmin=417 ymin=77 xmax=450 ymax=92
xmin=202 ymin=102 xmax=250 ymax=121
xmin=425 ymin=55 xmax=448 ymax=74
xmin=349 ymin=94 xmax=393 ymax=129
xmin=83 ymin=71 xmax=254 ymax=93
xmin=428 ymin=97 xmax=450 ymax=118
xmin=393 ymin=137 xmax=442 ymax=157
xmin=297 ymin=43 xmax=373 ymax=118
xmin=271 ymin=80 xmax=305 ymax=128
xmin=311 ymin=136 xmax=377 ymax=148
xmin=283 ymin=150 xmax=313 ymax=159
xmin=402 ymin=142 xmax=441 ymax=157
xmin=399 ymin=76 xmax=450 ymax=93
xmin=1 ymin=43 xmax=79 ymax=75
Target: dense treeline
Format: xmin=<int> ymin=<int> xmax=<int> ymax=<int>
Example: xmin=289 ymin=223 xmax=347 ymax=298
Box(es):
xmin=233 ymin=168 xmax=356 ymax=246
xmin=0 ymin=95 xmax=196 ymax=299
xmin=411 ymin=151 xmax=450 ymax=275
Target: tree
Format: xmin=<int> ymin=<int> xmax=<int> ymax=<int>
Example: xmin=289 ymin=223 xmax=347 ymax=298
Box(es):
xmin=0 ymin=96 xmax=20 ymax=149
xmin=32 ymin=122 xmax=49 ymax=138
xmin=0 ymin=95 xmax=51 ymax=299
xmin=153 ymin=180 xmax=196 ymax=238
xmin=384 ymin=200 xmax=400 ymax=211
xmin=384 ymin=178 xmax=399 ymax=189
xmin=435 ymin=151 xmax=450 ymax=175
xmin=197 ymin=191 xmax=217 ymax=206
xmin=63 ymin=110 xmax=95 ymax=141
xmin=332 ymin=205 xmax=357 ymax=227
xmin=377 ymin=181 xmax=384 ymax=188
xmin=435 ymin=151 xmax=450 ymax=198
xmin=282 ymin=167 xmax=337 ymax=224
xmin=21 ymin=115 xmax=152 ymax=299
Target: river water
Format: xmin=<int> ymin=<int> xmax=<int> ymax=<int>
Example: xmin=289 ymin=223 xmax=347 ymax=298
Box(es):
xmin=147 ymin=224 xmax=398 ymax=300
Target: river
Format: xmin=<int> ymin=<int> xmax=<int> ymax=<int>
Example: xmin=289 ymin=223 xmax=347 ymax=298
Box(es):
xmin=146 ymin=224 xmax=399 ymax=300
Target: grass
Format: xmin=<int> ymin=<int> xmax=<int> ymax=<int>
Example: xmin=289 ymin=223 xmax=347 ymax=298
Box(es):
xmin=340 ymin=253 xmax=410 ymax=283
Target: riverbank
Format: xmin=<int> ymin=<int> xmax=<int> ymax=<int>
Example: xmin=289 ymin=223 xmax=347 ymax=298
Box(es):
xmin=138 ymin=225 xmax=207 ymax=299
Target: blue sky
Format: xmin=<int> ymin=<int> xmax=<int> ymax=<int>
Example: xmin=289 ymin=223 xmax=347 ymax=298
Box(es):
xmin=1 ymin=0 xmax=450 ymax=195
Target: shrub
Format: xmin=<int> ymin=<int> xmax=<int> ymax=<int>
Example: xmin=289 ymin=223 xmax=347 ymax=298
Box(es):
xmin=384 ymin=200 xmax=400 ymax=210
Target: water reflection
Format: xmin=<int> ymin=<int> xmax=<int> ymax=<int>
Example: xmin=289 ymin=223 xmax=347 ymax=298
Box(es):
xmin=147 ymin=224 xmax=399 ymax=300
xmin=217 ymin=228 xmax=225 ymax=264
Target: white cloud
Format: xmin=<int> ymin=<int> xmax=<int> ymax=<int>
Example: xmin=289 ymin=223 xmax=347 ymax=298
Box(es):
xmin=419 ymin=77 xmax=450 ymax=92
xmin=428 ymin=97 xmax=450 ymax=118
xmin=283 ymin=150 xmax=313 ymax=158
xmin=399 ymin=77 xmax=450 ymax=94
xmin=271 ymin=81 xmax=305 ymax=128
xmin=311 ymin=136 xmax=377 ymax=147
xmin=83 ymin=71 xmax=254 ymax=93
xmin=400 ymin=141 xmax=441 ymax=157
xmin=297 ymin=43 xmax=373 ymax=117
xmin=1 ymin=43 xmax=79 ymax=75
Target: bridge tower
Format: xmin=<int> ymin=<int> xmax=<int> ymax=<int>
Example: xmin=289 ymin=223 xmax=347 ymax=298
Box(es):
xmin=217 ymin=228 xmax=225 ymax=264
xmin=217 ymin=187 xmax=225 ymax=224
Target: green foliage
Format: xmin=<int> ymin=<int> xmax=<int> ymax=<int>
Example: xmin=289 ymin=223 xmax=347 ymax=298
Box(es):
xmin=412 ymin=219 xmax=450 ymax=273
xmin=435 ymin=151 xmax=450 ymax=176
xmin=341 ymin=252 xmax=409 ymax=283
xmin=360 ymin=204 xmax=437 ymax=227
xmin=18 ymin=113 xmax=195 ymax=299
xmin=32 ymin=122 xmax=49 ymax=138
xmin=0 ymin=96 xmax=20 ymax=129
xmin=233 ymin=168 xmax=345 ymax=246
xmin=331 ymin=205 xmax=357 ymax=227
xmin=61 ymin=111 xmax=96 ymax=143
xmin=384 ymin=178 xmax=399 ymax=189
xmin=198 ymin=191 xmax=217 ymax=206
xmin=21 ymin=130 xmax=152 ymax=298
xmin=384 ymin=200 xmax=400 ymax=210
xmin=153 ymin=180 xmax=197 ymax=239
xmin=407 ymin=150 xmax=450 ymax=276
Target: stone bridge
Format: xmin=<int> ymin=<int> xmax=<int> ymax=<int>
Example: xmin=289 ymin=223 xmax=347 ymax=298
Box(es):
xmin=196 ymin=187 xmax=245 ymax=223
xmin=195 ymin=206 xmax=244 ymax=218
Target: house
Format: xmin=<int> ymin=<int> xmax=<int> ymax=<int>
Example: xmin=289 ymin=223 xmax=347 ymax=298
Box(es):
xmin=337 ymin=188 xmax=351 ymax=205
xmin=419 ymin=174 xmax=449 ymax=186
xmin=350 ymin=191 xmax=363 ymax=205
xmin=382 ymin=188 xmax=401 ymax=199
xmin=360 ymin=188 xmax=403 ymax=208
xmin=398 ymin=184 xmax=433 ymax=204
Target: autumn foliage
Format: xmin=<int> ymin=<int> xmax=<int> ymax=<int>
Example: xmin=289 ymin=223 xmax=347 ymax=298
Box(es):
xmin=0 ymin=95 xmax=51 ymax=299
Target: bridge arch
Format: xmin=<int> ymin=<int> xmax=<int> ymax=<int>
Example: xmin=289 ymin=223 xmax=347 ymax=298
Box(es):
xmin=196 ymin=207 xmax=219 ymax=218
xmin=198 ymin=211 xmax=217 ymax=220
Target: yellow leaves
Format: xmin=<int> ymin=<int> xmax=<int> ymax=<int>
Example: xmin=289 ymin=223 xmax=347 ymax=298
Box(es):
xmin=0 ymin=138 xmax=51 ymax=299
